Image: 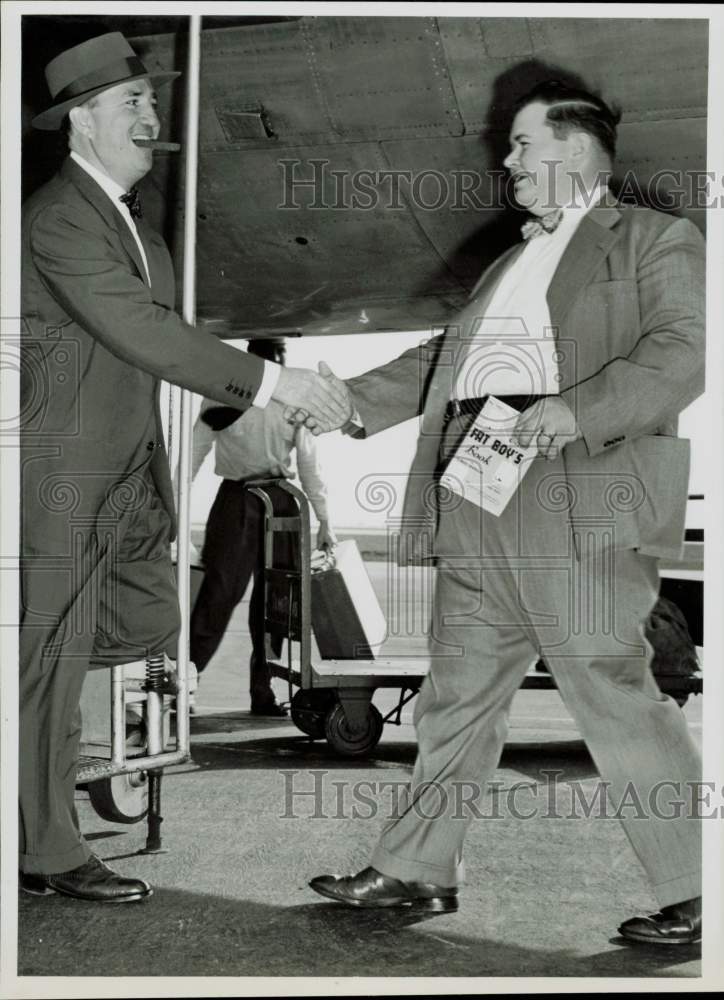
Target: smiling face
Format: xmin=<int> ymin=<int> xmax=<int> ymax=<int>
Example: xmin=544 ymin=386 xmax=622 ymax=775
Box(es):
xmin=503 ymin=101 xmax=580 ymax=216
xmin=69 ymin=78 xmax=161 ymax=190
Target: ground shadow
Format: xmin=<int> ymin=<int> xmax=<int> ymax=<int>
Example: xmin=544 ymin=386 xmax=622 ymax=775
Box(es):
xmin=17 ymin=885 xmax=699 ymax=978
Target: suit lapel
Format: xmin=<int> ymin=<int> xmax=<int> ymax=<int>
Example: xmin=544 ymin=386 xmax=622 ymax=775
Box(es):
xmin=62 ymin=157 xmax=151 ymax=288
xmin=425 ymin=203 xmax=622 ymax=419
xmin=467 ymin=243 xmax=524 ymax=305
xmin=546 ymin=204 xmax=622 ymax=327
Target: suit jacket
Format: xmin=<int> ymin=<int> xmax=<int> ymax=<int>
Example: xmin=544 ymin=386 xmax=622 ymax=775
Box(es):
xmin=348 ymin=203 xmax=705 ymax=563
xmin=21 ymin=156 xmax=265 ymax=546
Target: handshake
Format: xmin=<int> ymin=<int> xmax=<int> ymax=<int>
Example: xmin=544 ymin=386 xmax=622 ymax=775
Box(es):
xmin=271 ymin=360 xmax=355 ymax=436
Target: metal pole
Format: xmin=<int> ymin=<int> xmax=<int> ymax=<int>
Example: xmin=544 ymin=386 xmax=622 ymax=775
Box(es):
xmin=110 ymin=665 xmax=125 ymax=766
xmin=174 ymin=13 xmax=202 ymax=755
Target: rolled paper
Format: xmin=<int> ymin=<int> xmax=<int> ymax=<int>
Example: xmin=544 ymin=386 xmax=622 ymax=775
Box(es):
xmin=133 ymin=138 xmax=181 ymax=152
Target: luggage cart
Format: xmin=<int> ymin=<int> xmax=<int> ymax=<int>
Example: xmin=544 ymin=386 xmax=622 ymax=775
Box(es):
xmin=77 ymin=655 xmax=191 ymax=849
xmin=249 ymin=479 xmax=428 ymax=757
xmin=251 ymin=480 xmax=703 ymax=758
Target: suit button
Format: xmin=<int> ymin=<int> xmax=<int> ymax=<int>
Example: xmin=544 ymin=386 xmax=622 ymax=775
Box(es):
xmin=147 ymin=441 xmax=155 ymax=451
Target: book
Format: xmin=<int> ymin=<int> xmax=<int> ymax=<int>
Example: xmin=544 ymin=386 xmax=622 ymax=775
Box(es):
xmin=439 ymin=396 xmax=538 ymax=516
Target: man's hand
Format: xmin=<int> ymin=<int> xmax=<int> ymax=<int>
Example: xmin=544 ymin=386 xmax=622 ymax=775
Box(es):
xmin=512 ymin=397 xmax=581 ymax=460
xmin=278 ymin=361 xmax=353 ymax=435
xmin=316 ymin=521 xmax=337 ymax=551
xmin=268 ymin=462 xmax=294 ymax=479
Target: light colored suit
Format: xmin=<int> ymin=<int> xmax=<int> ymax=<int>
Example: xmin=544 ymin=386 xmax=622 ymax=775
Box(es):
xmin=20 ymin=157 xmax=266 ymax=874
xmin=347 ymin=201 xmax=705 ymax=909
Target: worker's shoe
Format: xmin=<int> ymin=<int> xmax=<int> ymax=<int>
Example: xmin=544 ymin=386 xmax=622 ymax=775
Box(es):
xmin=309 ymin=866 xmax=458 ymax=911
xmin=618 ymin=896 xmax=701 ymax=946
xmin=20 ymin=854 xmax=152 ymax=903
xmin=250 ymin=696 xmax=288 ymax=717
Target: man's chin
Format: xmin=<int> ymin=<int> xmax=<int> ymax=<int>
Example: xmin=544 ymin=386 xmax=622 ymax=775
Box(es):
xmin=516 ymin=196 xmax=552 ymax=217
xmin=131 ymin=146 xmax=153 ymax=175
xmin=513 ymin=193 xmax=536 ymax=212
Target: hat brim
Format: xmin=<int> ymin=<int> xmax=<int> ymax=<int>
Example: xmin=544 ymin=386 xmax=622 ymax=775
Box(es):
xmin=31 ymin=70 xmax=181 ymax=131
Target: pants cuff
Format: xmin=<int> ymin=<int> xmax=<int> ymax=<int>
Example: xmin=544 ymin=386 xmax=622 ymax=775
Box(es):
xmin=653 ymin=869 xmax=701 ymax=909
xmin=370 ymin=843 xmax=463 ymax=888
xmin=20 ymin=840 xmax=91 ymax=876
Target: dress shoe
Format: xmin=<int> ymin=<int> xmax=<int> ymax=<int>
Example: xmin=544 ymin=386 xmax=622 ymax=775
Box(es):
xmin=20 ymin=854 xmax=152 ymax=903
xmin=309 ymin=866 xmax=458 ymax=911
xmin=618 ymin=897 xmax=701 ymax=945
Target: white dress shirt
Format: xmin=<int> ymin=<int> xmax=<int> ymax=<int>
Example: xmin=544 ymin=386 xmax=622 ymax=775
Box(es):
xmin=71 ymin=150 xmax=151 ymax=285
xmin=69 ymin=150 xmax=281 ymax=405
xmin=454 ymin=189 xmax=607 ymax=399
xmin=191 ymin=398 xmax=330 ymax=522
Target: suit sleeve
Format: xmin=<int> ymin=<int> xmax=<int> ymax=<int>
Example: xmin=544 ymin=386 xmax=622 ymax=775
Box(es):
xmin=345 ymin=333 xmax=447 ymax=436
xmin=30 ymin=203 xmax=265 ymax=411
xmin=562 ymin=217 xmax=705 ymax=457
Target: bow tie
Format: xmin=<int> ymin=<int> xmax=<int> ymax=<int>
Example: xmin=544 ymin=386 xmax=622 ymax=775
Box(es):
xmin=119 ymin=187 xmax=142 ymax=219
xmin=521 ymin=209 xmax=563 ymax=240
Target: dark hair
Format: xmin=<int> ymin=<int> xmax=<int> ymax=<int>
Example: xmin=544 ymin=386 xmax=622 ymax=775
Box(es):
xmin=247 ymin=338 xmax=286 ymax=363
xmin=515 ymin=80 xmax=621 ymax=160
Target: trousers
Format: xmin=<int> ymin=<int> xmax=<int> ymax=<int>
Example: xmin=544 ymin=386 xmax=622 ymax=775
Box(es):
xmin=189 ymin=480 xmax=297 ymax=698
xmin=370 ymin=429 xmax=701 ymax=909
xmin=20 ymin=476 xmax=179 ymax=874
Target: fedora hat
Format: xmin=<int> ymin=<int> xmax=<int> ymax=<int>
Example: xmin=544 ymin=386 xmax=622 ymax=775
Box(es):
xmin=32 ymin=31 xmax=180 ymax=131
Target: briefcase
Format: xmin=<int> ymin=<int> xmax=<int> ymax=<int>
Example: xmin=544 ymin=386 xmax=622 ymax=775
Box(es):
xmin=311 ymin=540 xmax=387 ymax=659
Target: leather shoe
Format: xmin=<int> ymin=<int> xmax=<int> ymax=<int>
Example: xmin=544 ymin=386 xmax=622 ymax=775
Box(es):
xmin=618 ymin=897 xmax=701 ymax=945
xmin=309 ymin=866 xmax=458 ymax=911
xmin=20 ymin=854 xmax=152 ymax=903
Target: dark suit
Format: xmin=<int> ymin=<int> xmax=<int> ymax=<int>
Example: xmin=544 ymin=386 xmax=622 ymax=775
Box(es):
xmin=20 ymin=156 xmax=265 ymax=874
xmin=347 ymin=202 xmax=704 ymax=909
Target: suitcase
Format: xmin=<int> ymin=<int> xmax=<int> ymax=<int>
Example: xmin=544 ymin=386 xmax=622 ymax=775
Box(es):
xmin=311 ymin=540 xmax=387 ymax=659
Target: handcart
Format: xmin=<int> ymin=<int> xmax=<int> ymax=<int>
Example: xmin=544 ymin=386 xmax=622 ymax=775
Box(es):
xmin=250 ymin=480 xmax=703 ymax=759
xmin=249 ymin=479 xmax=429 ymax=757
xmin=77 ymin=654 xmax=191 ymax=848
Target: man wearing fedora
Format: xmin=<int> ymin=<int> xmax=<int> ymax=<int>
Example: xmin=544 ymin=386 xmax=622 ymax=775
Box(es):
xmin=19 ymin=31 xmax=349 ymax=903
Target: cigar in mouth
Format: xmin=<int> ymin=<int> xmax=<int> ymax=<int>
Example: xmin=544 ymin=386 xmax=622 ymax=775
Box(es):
xmin=133 ymin=138 xmax=181 ymax=152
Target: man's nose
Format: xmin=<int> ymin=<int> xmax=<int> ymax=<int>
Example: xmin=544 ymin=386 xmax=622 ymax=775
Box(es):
xmin=503 ymin=150 xmax=517 ymax=170
xmin=140 ymin=103 xmax=160 ymax=131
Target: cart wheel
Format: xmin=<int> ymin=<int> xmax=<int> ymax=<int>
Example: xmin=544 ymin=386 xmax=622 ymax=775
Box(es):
xmin=324 ymin=702 xmax=383 ymax=757
xmin=87 ymin=772 xmax=149 ymax=824
xmin=291 ymin=690 xmax=334 ymax=739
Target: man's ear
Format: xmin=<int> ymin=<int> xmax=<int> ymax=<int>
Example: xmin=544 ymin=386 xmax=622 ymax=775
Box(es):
xmin=69 ymin=105 xmax=92 ymax=137
xmin=568 ymin=129 xmax=592 ymax=164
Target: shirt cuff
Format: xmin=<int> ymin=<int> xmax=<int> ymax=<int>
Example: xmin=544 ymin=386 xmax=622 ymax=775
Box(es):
xmin=253 ymin=361 xmax=281 ymax=408
xmin=342 ymin=408 xmax=365 ymax=437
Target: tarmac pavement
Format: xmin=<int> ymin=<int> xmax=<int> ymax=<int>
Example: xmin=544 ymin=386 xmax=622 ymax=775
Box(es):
xmin=17 ymin=563 xmax=703 ymax=982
